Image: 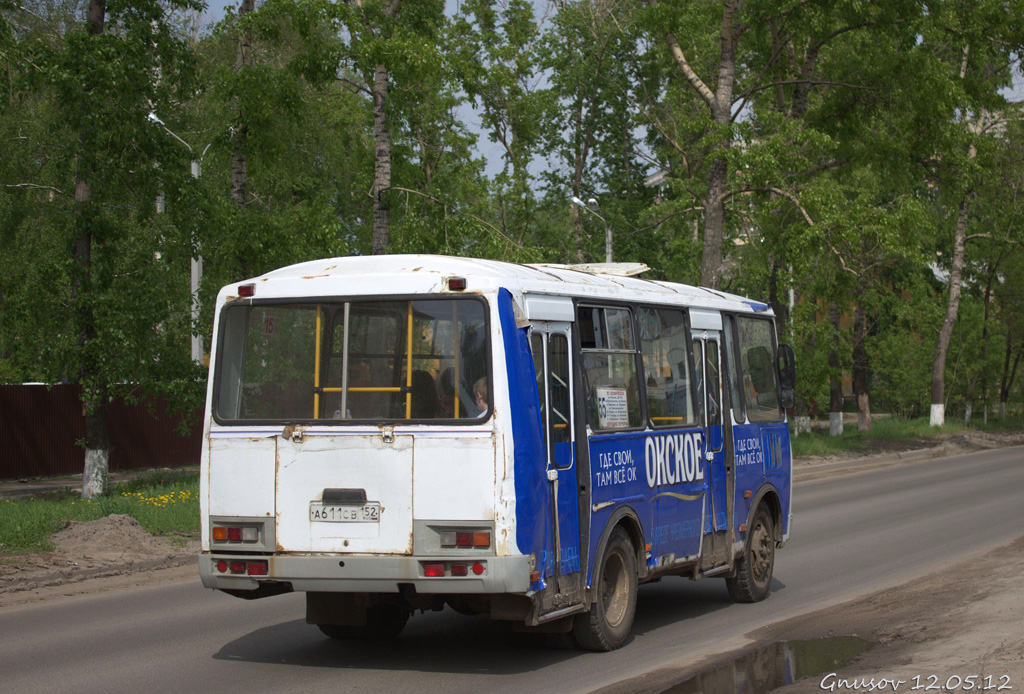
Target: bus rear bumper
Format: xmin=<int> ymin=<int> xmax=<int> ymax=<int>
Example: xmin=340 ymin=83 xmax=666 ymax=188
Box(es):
xmin=199 ymin=552 xmax=532 ymax=595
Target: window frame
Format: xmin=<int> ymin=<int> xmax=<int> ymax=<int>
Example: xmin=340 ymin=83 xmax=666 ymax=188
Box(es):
xmin=636 ymin=304 xmax=700 ymax=430
xmin=211 ymin=294 xmax=492 ymax=426
xmin=576 ymin=302 xmax=645 ymax=433
xmin=732 ymin=314 xmax=784 ymax=424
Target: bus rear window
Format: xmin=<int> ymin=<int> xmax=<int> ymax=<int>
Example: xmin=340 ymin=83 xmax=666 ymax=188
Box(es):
xmin=214 ymin=298 xmax=490 ymax=423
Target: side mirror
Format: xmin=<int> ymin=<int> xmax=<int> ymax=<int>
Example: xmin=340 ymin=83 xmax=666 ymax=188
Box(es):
xmin=777 ymin=344 xmax=796 ymax=390
xmin=780 ymin=388 xmax=795 ymax=409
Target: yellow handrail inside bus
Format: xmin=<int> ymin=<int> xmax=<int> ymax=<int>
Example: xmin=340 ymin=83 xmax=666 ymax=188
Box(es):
xmin=405 ymin=301 xmax=413 ymax=419
xmin=313 ymin=304 xmax=323 ymax=419
xmin=328 ymin=387 xmax=402 ymax=393
xmin=453 ymin=301 xmax=460 ymax=419
xmin=651 ymin=416 xmax=685 ymax=421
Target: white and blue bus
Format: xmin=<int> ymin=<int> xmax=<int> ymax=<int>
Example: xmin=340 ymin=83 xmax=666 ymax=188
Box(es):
xmin=199 ymin=255 xmax=795 ymax=650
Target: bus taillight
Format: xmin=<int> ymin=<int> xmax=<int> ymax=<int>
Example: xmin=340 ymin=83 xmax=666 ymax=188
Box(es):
xmin=212 ymin=524 xmax=258 ymax=543
xmin=214 ymin=559 xmax=268 ymax=576
xmin=440 ymin=530 xmax=490 ymax=548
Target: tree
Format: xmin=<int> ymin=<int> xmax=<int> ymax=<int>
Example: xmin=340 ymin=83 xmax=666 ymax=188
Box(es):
xmin=640 ymin=0 xmax=744 ymax=290
xmin=452 ymin=0 xmax=553 ymax=246
xmin=896 ymin=0 xmax=1024 ymax=426
xmin=0 ymin=0 xmax=203 ymax=496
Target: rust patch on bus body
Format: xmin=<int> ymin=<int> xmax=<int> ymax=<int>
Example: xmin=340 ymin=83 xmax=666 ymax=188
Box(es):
xmin=275 ymin=441 xmax=285 ymax=552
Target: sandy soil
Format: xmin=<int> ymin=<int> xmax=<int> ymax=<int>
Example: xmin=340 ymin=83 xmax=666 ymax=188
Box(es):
xmin=0 ymin=429 xmax=1021 ymax=693
xmin=0 ymin=515 xmax=199 ymax=608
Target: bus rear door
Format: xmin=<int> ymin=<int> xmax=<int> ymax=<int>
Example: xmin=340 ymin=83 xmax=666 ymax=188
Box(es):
xmin=530 ymin=320 xmax=582 ymax=604
xmin=690 ymin=309 xmax=734 ymax=572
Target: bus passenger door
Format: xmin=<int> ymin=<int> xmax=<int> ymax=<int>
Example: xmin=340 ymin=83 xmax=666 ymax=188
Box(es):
xmin=530 ymin=323 xmax=582 ymax=596
xmin=694 ymin=332 xmax=731 ymax=569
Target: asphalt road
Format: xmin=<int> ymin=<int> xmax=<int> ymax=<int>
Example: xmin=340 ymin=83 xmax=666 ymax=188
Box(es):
xmin=3 ymin=446 xmax=1022 ymax=694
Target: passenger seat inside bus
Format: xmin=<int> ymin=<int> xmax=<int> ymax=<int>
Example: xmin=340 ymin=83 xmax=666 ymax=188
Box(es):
xmin=410 ymin=370 xmax=438 ymax=419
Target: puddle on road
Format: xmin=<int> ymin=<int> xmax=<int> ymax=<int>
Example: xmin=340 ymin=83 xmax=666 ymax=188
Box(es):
xmin=659 ymin=635 xmax=876 ymax=694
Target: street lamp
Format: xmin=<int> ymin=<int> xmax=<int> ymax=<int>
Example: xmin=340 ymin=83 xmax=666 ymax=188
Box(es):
xmin=148 ymin=112 xmax=210 ymax=365
xmin=571 ymin=195 xmax=612 ymax=263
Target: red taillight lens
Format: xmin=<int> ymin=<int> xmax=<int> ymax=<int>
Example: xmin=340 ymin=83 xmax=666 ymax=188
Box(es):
xmin=448 ymin=277 xmax=467 ymax=291
xmin=228 ymin=561 xmax=246 ymax=573
xmin=440 ymin=528 xmax=491 ymax=549
xmin=238 ymin=283 xmax=255 ymax=297
xmin=472 ymin=562 xmax=485 ymax=576
xmin=226 ymin=527 xmax=242 ymax=541
xmin=215 ymin=560 xmax=228 ymax=573
xmin=423 ymin=563 xmax=445 ymax=577
xmin=247 ymin=561 xmax=268 ymax=576
xmin=450 ymin=563 xmax=468 ymax=576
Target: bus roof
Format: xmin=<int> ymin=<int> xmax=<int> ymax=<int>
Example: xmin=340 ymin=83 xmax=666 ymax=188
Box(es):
xmin=228 ymin=254 xmax=773 ymax=316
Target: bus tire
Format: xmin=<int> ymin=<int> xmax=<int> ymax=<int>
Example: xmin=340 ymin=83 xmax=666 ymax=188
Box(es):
xmin=726 ymin=504 xmax=775 ymax=603
xmin=318 ymin=604 xmax=410 ymax=640
xmin=572 ymin=527 xmax=637 ymax=651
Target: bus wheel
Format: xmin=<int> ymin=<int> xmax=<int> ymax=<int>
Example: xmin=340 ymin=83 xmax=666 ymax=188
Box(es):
xmin=318 ymin=604 xmax=410 ymax=640
xmin=572 ymin=527 xmax=637 ymax=651
xmin=726 ymin=504 xmax=775 ymax=603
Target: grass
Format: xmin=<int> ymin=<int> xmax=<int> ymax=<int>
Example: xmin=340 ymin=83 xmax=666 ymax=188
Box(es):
xmin=790 ymin=414 xmax=1023 ymax=459
xmin=0 ymin=468 xmax=199 ymax=556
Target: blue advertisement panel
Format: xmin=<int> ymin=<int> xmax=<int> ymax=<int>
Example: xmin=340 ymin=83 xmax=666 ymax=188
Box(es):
xmin=732 ymin=422 xmax=791 ymax=539
xmin=586 ymin=427 xmax=710 ymax=584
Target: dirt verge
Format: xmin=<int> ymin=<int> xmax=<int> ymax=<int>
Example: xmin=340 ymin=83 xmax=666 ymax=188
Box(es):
xmin=0 ymin=514 xmax=198 ymax=608
xmin=597 ymin=533 xmax=1024 ymax=694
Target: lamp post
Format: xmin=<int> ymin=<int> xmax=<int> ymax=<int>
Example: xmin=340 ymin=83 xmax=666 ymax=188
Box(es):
xmin=571 ymin=195 xmax=612 ymax=263
xmin=148 ymin=112 xmax=209 ymax=365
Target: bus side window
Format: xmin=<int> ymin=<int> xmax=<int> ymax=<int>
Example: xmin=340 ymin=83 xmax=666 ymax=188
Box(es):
xmin=736 ymin=316 xmax=783 ymax=422
xmin=530 ymin=332 xmax=547 ymax=450
xmin=579 ymin=306 xmax=642 ymax=431
xmin=639 ymin=307 xmax=696 ymax=427
xmin=706 ymin=341 xmax=721 ymax=426
xmin=723 ymin=315 xmax=745 ymax=424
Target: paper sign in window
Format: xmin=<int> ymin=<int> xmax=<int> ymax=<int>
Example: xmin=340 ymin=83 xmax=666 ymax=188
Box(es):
xmin=597 ymin=387 xmax=630 ymax=429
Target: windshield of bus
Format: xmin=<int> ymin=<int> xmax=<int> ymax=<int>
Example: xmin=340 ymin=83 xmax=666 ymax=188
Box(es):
xmin=214 ymin=297 xmax=490 ymax=423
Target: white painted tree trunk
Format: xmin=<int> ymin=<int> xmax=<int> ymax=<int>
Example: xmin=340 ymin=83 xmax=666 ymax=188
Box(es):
xmin=930 ymin=403 xmax=945 ymax=427
xmin=829 ymin=412 xmax=844 ymax=437
xmin=793 ymin=415 xmax=811 ymax=436
xmin=82 ymin=448 xmax=109 ymax=500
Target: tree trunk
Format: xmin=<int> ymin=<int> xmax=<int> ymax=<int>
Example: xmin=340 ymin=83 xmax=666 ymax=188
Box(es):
xmin=930 ymin=196 xmax=970 ymax=426
xmin=78 ymin=0 xmax=108 ymax=500
xmin=853 ymin=303 xmax=871 ymax=432
xmin=570 ymin=206 xmax=586 ymax=262
xmin=701 ymin=154 xmax=729 ymax=288
xmin=963 ymin=378 xmax=975 ymax=424
xmin=828 ymin=303 xmax=844 ymax=437
xmin=371 ymin=62 xmax=391 ymax=255
xmin=230 ymin=0 xmax=255 ymax=210
xmin=661 ymin=0 xmax=742 ymax=290
xmin=1000 ymin=330 xmax=1022 ymax=420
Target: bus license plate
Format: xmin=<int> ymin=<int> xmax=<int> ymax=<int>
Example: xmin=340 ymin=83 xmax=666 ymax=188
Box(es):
xmin=309 ymin=503 xmax=380 ymax=523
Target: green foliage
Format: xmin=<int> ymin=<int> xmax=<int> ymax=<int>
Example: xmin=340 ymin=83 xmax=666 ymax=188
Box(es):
xmin=2 ymin=0 xmax=1024 ymax=427
xmin=790 ymin=417 xmax=970 ymax=459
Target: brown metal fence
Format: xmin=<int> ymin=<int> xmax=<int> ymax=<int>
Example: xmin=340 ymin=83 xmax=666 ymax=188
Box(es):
xmin=0 ymin=384 xmax=202 ymax=480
